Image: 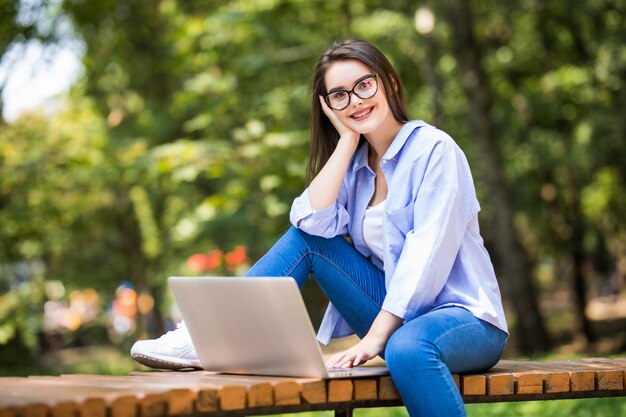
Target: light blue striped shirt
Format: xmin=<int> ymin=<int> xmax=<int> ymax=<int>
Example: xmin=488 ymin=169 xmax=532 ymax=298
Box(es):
xmin=290 ymin=120 xmax=508 ymax=344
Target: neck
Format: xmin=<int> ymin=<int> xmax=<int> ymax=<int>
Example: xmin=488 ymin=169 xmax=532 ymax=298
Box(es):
xmin=365 ymin=118 xmax=404 ymax=163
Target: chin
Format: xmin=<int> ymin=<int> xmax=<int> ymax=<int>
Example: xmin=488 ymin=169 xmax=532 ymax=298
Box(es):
xmin=350 ymin=119 xmax=381 ymax=136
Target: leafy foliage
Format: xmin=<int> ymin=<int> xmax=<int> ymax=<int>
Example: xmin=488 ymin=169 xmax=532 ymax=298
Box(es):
xmin=0 ymin=0 xmax=625 ymax=365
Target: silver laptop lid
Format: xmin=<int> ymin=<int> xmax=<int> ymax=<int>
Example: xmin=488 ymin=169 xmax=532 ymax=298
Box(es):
xmin=168 ymin=276 xmax=330 ymax=378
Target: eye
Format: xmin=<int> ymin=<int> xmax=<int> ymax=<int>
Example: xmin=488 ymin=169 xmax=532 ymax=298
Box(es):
xmin=358 ymin=79 xmax=373 ymax=90
xmin=332 ymin=91 xmax=347 ymax=100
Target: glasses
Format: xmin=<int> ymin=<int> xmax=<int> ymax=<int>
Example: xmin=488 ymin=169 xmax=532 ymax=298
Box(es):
xmin=324 ymin=74 xmax=379 ymax=111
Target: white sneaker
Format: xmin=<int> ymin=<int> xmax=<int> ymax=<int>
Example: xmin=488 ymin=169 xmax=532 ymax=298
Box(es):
xmin=130 ymin=322 xmax=201 ymax=369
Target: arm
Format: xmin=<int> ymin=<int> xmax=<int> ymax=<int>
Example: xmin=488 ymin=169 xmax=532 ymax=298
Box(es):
xmin=307 ymin=96 xmax=360 ymax=209
xmin=289 ymin=97 xmax=360 ymax=237
xmin=383 ymin=137 xmax=480 ymax=319
xmin=326 ymin=310 xmax=402 ymax=368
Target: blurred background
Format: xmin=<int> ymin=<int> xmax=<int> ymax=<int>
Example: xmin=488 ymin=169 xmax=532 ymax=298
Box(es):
xmin=0 ymin=0 xmax=625 ymax=379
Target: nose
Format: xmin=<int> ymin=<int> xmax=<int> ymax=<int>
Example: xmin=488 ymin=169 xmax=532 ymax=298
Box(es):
xmin=349 ymin=91 xmax=363 ymax=107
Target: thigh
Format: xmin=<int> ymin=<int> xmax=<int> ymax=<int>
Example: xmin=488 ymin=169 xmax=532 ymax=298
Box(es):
xmin=247 ymin=227 xmax=383 ymax=291
xmin=388 ymin=307 xmax=507 ymax=373
xmin=246 ymin=226 xmax=386 ymax=338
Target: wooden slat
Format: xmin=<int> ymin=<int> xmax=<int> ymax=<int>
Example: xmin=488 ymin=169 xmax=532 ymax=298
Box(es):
xmin=461 ymin=375 xmax=486 ymax=396
xmin=0 ymin=400 xmax=45 ymax=417
xmin=577 ymin=360 xmax=624 ymax=390
xmin=514 ymin=371 xmax=545 ymax=394
xmin=30 ymin=376 xmax=172 ymax=417
xmin=544 ymin=371 xmax=570 ymax=393
xmin=486 ymin=373 xmax=515 ymax=396
xmin=109 ymin=396 xmax=139 ymax=417
xmin=597 ymin=370 xmax=624 ymax=391
xmin=1 ymin=378 xmax=139 ymax=417
xmin=299 ymin=379 xmax=326 ymax=404
xmin=513 ymin=361 xmax=569 ymax=393
xmin=353 ymin=379 xmax=377 ymax=401
xmin=452 ymin=374 xmax=461 ymax=392
xmin=327 ymin=379 xmax=353 ymax=402
xmin=536 ymin=360 xmax=595 ymax=392
xmin=215 ymin=386 xmax=246 ymax=411
xmin=378 ymin=376 xmax=400 ymax=401
xmin=128 ymin=371 xmax=322 ymax=408
xmin=126 ymin=373 xmax=244 ymax=412
xmin=197 ymin=374 xmax=323 ymax=408
xmin=542 ymin=360 xmax=624 ymax=391
xmin=581 ymin=357 xmax=626 ymax=368
xmin=489 ymin=361 xmax=546 ymax=395
xmin=0 ymin=402 xmax=48 ymax=417
xmin=0 ymin=404 xmax=18 ymax=417
xmin=587 ymin=359 xmax=626 ymax=389
xmin=61 ymin=373 xmax=247 ymax=412
xmin=124 ymin=371 xmax=227 ymax=412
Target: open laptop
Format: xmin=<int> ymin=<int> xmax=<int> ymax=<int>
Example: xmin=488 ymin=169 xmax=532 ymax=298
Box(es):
xmin=168 ymin=276 xmax=389 ymax=379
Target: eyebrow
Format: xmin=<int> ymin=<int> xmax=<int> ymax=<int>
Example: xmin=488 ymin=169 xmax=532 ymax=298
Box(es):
xmin=327 ymin=73 xmax=375 ymax=94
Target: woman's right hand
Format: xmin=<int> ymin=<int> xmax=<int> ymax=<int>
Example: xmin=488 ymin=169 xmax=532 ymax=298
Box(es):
xmin=319 ymin=96 xmax=360 ymax=148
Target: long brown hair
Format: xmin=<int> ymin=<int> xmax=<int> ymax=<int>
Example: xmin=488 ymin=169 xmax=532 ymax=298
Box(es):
xmin=307 ymin=39 xmax=409 ymax=182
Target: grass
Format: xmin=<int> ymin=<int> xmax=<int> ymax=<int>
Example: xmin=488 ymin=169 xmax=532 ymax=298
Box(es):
xmin=465 ymin=398 xmax=626 ymax=416
xmin=268 ymin=398 xmax=626 ymax=417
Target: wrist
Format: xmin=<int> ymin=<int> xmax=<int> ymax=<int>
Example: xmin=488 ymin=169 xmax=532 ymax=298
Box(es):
xmin=366 ymin=310 xmax=403 ymax=342
xmin=364 ymin=331 xmax=388 ymax=347
xmin=337 ymin=134 xmax=359 ymax=152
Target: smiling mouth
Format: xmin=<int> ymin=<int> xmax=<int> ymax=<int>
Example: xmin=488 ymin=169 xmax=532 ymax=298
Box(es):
xmin=350 ymin=106 xmax=374 ymax=120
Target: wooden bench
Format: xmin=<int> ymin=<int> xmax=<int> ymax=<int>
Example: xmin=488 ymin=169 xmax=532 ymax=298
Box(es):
xmin=1 ymin=358 xmax=625 ymax=417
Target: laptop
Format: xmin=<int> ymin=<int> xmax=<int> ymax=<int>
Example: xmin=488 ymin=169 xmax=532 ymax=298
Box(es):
xmin=168 ymin=276 xmax=389 ymax=379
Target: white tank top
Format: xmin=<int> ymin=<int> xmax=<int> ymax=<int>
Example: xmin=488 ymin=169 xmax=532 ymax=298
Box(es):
xmin=362 ymin=199 xmax=386 ymax=264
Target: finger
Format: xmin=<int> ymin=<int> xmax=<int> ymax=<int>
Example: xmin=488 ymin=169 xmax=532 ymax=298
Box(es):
xmin=355 ymin=351 xmax=369 ymax=367
xmin=318 ymin=95 xmax=334 ymax=117
xmin=319 ymin=95 xmax=345 ymax=126
xmin=326 ymin=352 xmax=346 ymax=368
xmin=340 ymin=357 xmax=355 ymax=368
xmin=335 ymin=353 xmax=356 ymax=369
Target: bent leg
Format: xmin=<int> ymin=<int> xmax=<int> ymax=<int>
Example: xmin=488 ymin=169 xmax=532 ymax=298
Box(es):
xmin=246 ymin=226 xmax=386 ymax=338
xmin=384 ymin=307 xmax=508 ymax=417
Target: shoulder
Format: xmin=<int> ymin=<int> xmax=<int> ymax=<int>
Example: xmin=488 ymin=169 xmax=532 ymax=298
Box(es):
xmin=400 ymin=122 xmax=460 ymax=164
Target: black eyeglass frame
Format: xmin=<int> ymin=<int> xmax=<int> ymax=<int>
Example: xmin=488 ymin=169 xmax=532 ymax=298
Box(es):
xmin=324 ymin=74 xmax=379 ymax=111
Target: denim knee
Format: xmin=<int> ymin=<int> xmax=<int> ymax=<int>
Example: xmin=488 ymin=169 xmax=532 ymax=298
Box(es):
xmin=385 ymin=326 xmax=440 ymax=373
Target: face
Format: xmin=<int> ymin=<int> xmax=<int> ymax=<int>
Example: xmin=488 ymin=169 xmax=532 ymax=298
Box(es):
xmin=324 ymin=59 xmax=394 ymax=137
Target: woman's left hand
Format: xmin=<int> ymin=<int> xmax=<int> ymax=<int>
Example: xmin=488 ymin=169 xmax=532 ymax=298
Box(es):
xmin=325 ymin=334 xmax=387 ymax=368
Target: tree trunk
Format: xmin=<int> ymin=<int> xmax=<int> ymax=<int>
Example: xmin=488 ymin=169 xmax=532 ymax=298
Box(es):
xmin=115 ymin=184 xmax=164 ymax=337
xmin=448 ymin=0 xmax=551 ymax=354
xmin=566 ymin=168 xmax=596 ymax=344
xmin=424 ymin=35 xmax=444 ymax=125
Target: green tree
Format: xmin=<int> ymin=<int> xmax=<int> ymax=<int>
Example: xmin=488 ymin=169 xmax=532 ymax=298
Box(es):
xmin=1 ymin=0 xmax=624 ymax=364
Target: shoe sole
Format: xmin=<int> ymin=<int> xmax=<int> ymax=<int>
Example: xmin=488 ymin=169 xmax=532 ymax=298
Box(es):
xmin=131 ymin=353 xmax=202 ymax=370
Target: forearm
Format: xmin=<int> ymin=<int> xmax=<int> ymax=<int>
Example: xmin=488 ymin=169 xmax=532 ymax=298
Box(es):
xmin=326 ymin=309 xmax=403 ymax=368
xmin=366 ymin=309 xmax=403 ymax=346
xmin=308 ymin=135 xmax=359 ymax=210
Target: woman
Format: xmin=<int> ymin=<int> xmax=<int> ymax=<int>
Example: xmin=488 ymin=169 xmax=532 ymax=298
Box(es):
xmin=132 ymin=39 xmax=508 ymax=416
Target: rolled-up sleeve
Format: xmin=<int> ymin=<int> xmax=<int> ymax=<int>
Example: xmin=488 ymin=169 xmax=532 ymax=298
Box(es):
xmin=382 ymin=139 xmax=480 ymax=319
xmin=289 ymin=182 xmax=351 ymax=239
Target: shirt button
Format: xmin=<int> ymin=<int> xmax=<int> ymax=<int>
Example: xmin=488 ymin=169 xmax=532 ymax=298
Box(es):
xmin=381 ymin=159 xmax=387 ymax=164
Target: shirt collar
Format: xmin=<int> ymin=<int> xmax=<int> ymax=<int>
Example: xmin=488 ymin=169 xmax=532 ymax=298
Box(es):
xmin=352 ymin=140 xmax=370 ymax=173
xmin=382 ymin=120 xmax=428 ymax=161
xmin=350 ymin=120 xmax=429 ymax=174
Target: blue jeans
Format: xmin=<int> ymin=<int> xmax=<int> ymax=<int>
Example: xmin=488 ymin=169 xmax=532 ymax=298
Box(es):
xmin=246 ymin=226 xmax=507 ymax=417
